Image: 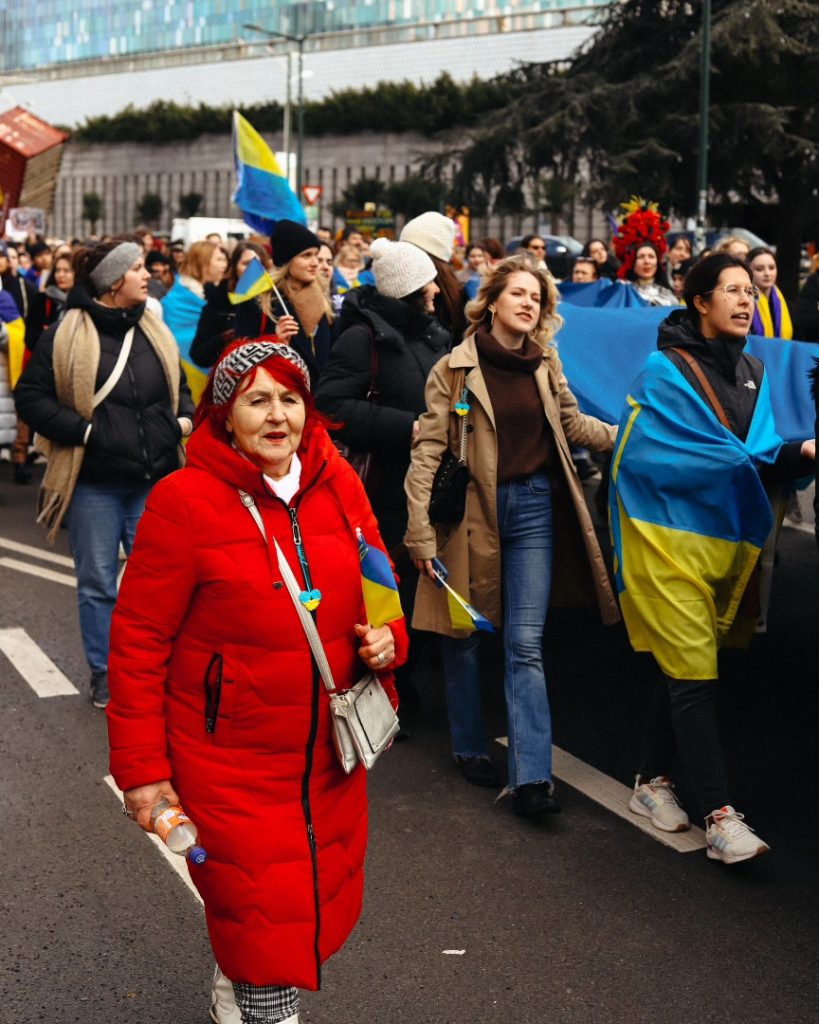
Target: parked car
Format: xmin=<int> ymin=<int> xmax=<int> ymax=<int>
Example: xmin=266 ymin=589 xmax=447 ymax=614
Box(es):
xmin=505 ymin=233 xmax=583 ymax=279
xmin=666 ymin=227 xmax=770 ymax=255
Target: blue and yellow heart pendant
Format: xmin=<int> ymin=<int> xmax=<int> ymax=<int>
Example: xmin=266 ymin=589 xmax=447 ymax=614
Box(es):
xmin=299 ymin=589 xmax=322 ymax=611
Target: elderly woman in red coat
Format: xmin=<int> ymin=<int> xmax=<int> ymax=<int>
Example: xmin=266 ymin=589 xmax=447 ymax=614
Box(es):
xmin=107 ymin=338 xmax=408 ymax=1024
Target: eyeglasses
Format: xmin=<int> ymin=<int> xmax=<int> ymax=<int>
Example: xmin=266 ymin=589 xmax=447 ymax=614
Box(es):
xmin=704 ymin=284 xmax=760 ymax=302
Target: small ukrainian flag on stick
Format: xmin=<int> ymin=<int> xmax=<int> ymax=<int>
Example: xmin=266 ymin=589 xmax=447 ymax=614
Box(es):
xmin=228 ymin=256 xmax=275 ymax=305
xmin=356 ymin=529 xmax=403 ymax=628
xmin=431 ymin=565 xmax=495 ymax=634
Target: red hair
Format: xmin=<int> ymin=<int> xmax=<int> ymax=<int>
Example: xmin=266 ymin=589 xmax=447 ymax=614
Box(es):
xmin=194 ymin=336 xmax=337 ymax=444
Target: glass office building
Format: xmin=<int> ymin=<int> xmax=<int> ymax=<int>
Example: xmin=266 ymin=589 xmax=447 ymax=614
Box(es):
xmin=0 ymin=1 xmax=611 ymax=73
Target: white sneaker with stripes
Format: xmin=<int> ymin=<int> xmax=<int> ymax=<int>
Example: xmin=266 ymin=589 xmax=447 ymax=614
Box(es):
xmin=705 ymin=806 xmax=770 ymax=864
xmin=629 ymin=775 xmax=690 ymax=832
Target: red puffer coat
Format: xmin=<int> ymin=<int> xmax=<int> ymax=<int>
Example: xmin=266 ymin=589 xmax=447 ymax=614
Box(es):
xmin=107 ymin=417 xmax=408 ymax=989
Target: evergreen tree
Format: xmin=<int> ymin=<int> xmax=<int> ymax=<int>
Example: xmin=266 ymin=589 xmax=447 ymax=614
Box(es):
xmin=453 ymin=0 xmax=818 ymax=294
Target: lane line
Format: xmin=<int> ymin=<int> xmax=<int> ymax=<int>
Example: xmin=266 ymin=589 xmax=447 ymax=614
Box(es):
xmin=495 ymin=738 xmax=707 ymax=853
xmin=0 ymin=535 xmax=75 ymax=568
xmin=104 ymin=776 xmax=204 ymax=907
xmin=0 ymin=557 xmax=76 ymax=588
xmin=0 ymin=627 xmax=79 ymax=697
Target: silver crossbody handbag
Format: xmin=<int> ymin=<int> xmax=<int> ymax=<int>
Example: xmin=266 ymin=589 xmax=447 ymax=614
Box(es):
xmin=238 ymin=490 xmax=399 ymax=773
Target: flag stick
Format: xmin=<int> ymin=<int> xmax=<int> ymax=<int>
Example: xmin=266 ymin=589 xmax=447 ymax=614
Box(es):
xmin=272 ymin=282 xmax=291 ymax=318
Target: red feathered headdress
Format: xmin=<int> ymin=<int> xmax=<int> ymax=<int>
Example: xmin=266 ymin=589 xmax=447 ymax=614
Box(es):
xmin=612 ymin=197 xmax=670 ymax=279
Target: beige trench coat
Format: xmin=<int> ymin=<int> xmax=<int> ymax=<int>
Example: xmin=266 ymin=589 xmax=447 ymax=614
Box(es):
xmin=404 ymin=334 xmax=621 ymax=638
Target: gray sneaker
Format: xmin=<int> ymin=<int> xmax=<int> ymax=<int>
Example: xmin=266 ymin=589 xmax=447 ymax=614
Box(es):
xmin=90 ymin=671 xmax=109 ymax=709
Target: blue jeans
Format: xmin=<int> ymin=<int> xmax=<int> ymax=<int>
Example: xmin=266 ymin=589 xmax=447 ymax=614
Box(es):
xmin=67 ymin=479 xmax=152 ymax=674
xmin=442 ymin=472 xmax=554 ymax=789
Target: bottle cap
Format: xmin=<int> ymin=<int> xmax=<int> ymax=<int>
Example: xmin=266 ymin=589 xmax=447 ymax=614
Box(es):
xmin=188 ymin=845 xmax=208 ymax=865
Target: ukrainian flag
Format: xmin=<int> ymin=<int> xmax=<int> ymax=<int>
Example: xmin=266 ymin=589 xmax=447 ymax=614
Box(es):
xmin=228 ymin=256 xmax=274 ymax=305
xmin=232 ymin=111 xmax=307 ymax=233
xmin=0 ymin=291 xmax=25 ymax=387
xmin=357 ymin=530 xmax=403 ymax=628
xmin=609 ymin=352 xmax=783 ymax=680
xmin=160 ymin=281 xmax=208 ymax=405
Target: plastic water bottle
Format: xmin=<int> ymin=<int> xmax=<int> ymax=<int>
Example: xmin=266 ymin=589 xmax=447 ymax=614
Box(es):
xmin=150 ymin=798 xmax=207 ymax=865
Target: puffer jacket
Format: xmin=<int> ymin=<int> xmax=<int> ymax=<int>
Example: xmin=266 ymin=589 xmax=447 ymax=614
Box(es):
xmin=15 ymin=285 xmax=194 ymax=484
xmin=315 ymin=285 xmax=451 ymax=549
xmin=107 ymin=419 xmax=408 ymax=989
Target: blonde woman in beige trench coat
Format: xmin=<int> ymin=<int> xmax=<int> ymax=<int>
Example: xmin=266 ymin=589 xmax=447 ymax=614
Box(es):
xmin=404 ymin=254 xmax=620 ymax=818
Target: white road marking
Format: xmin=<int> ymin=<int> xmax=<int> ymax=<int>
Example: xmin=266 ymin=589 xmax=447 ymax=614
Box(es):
xmin=0 ymin=627 xmax=79 ymax=697
xmin=495 ymin=738 xmax=707 ymax=853
xmin=0 ymin=556 xmax=76 ymax=588
xmin=104 ymin=776 xmax=204 ymax=907
xmin=443 ymin=950 xmax=466 ymax=955
xmin=0 ymin=535 xmax=75 ymax=568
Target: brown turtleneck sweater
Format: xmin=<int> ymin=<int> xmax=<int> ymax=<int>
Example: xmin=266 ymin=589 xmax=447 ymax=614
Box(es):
xmin=474 ymin=330 xmax=555 ymax=483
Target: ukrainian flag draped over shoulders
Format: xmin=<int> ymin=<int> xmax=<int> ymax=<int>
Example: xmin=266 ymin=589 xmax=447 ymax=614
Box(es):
xmin=609 ymin=351 xmax=783 ymax=681
xmin=0 ymin=291 xmax=26 ymax=388
xmin=232 ymin=111 xmax=307 ymax=233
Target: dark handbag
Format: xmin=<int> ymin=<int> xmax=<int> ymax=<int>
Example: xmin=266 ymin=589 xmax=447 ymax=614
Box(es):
xmin=428 ymin=373 xmax=470 ymax=525
xmin=334 ymin=327 xmax=378 ymax=486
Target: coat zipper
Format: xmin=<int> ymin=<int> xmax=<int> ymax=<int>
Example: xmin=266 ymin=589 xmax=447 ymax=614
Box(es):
xmin=275 ymin=472 xmax=326 ymax=988
xmin=203 ymin=653 xmax=223 ymax=734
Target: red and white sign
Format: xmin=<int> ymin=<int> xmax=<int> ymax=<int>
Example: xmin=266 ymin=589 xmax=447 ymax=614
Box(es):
xmin=301 ymin=185 xmax=323 ymax=206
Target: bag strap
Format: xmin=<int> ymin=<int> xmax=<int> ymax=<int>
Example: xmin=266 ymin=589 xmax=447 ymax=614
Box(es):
xmin=237 ymin=489 xmax=339 ymax=695
xmin=364 ymin=325 xmax=379 ymax=402
xmin=669 ymin=346 xmax=732 ymax=432
xmin=93 ymin=327 xmax=135 ymax=409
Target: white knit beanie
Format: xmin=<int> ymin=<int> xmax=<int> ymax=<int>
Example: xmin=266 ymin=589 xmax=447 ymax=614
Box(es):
xmin=370 ymin=237 xmax=436 ymax=299
xmin=399 ymin=211 xmax=457 ymax=261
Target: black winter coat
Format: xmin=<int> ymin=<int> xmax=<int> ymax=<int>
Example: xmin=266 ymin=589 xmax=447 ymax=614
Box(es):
xmin=15 ymin=286 xmax=194 ymax=485
xmin=314 ymin=286 xmax=451 ymax=548
xmin=190 ymin=280 xmax=333 ymax=386
xmin=658 ymin=308 xmax=811 ymax=483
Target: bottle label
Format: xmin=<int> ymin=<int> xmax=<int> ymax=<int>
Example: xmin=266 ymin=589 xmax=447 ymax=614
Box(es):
xmin=153 ymin=806 xmax=192 ymax=843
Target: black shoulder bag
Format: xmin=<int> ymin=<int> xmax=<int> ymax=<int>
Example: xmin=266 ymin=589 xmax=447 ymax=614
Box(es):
xmin=428 ymin=372 xmax=470 ymax=525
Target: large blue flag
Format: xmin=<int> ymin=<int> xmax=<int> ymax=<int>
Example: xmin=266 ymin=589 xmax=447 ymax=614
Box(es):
xmin=609 ymin=352 xmax=785 ymax=681
xmin=232 ymin=111 xmax=307 ymax=233
xmin=556 ymin=304 xmax=819 ymax=441
xmin=161 ymin=281 xmax=207 ymax=403
xmin=558 ymin=279 xmax=649 ymax=308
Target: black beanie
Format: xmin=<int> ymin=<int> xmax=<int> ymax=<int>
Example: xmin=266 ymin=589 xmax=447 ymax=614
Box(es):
xmin=270 ymin=220 xmax=320 ymax=267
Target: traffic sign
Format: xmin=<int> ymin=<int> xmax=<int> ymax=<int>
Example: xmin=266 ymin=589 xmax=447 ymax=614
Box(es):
xmin=302 ymin=185 xmax=323 ymax=206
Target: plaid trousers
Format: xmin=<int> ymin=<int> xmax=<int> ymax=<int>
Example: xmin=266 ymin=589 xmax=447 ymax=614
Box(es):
xmin=232 ymin=982 xmax=299 ymax=1024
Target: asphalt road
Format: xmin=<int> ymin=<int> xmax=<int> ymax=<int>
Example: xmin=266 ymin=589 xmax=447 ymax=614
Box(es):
xmin=1 ymin=462 xmax=817 ymax=1024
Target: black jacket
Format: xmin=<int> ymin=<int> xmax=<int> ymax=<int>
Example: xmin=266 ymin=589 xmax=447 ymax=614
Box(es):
xmin=314 ymin=286 xmax=451 ymax=548
xmin=190 ymin=280 xmax=333 ymax=387
xmin=658 ymin=308 xmax=810 ymax=482
xmin=25 ymin=286 xmax=67 ymax=351
xmin=0 ymin=270 xmax=37 ymax=320
xmin=794 ymin=272 xmax=819 ymax=342
xmin=15 ymin=285 xmax=194 ymax=485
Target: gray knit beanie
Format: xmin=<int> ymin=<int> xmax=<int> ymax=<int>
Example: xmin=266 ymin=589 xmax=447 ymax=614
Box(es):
xmin=89 ymin=242 xmax=143 ymax=295
xmin=370 ymin=237 xmax=435 ymax=299
xmin=399 ymin=211 xmax=457 ymax=262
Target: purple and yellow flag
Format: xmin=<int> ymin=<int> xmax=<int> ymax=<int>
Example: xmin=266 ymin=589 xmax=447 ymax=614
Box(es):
xmin=0 ymin=291 xmax=25 ymax=388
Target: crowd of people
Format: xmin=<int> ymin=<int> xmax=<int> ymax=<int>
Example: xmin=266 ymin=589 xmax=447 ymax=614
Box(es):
xmin=2 ymin=211 xmax=818 ymax=1024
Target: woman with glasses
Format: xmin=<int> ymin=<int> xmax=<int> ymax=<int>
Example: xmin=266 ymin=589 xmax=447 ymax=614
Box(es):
xmin=611 ymin=253 xmax=814 ymax=863
xmin=747 ymin=247 xmax=794 ymax=340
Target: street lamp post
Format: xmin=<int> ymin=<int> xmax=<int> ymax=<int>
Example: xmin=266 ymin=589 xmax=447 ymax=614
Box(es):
xmin=243 ymin=23 xmax=306 ymax=195
xmin=695 ymin=0 xmax=712 ymax=254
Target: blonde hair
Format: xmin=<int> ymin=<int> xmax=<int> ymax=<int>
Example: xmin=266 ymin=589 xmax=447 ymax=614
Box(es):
xmin=180 ymin=240 xmax=218 ymax=284
xmin=334 ymin=244 xmax=362 ymax=270
xmin=465 ymin=253 xmax=562 ymax=349
xmin=714 ymin=235 xmax=750 ymax=257
xmin=258 ymin=259 xmax=335 ymax=324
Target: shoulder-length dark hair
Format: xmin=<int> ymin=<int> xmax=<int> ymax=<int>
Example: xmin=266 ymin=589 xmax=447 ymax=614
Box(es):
xmin=682 ymin=253 xmax=752 ymax=321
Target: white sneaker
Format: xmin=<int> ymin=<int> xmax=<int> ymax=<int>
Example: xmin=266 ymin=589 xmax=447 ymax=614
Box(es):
xmin=210 ymin=965 xmax=242 ymax=1024
xmin=628 ymin=775 xmax=690 ymax=832
xmin=705 ymin=806 xmax=770 ymax=864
